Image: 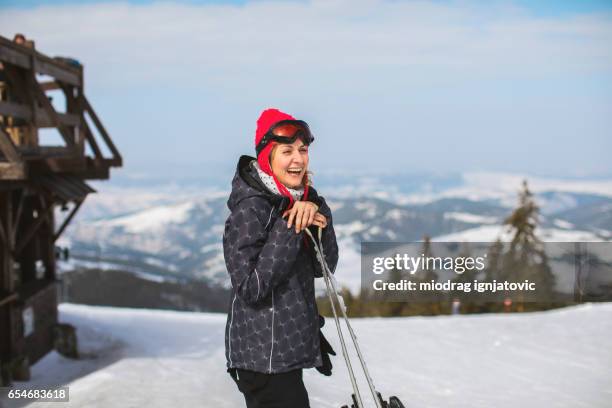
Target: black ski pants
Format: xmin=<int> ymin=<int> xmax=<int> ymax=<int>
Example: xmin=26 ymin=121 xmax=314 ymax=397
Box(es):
xmin=228 ymin=368 xmax=310 ymax=408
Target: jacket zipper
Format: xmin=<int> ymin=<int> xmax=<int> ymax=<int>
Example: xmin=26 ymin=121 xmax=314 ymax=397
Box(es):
xmin=228 ymin=294 xmax=237 ymax=367
xmin=268 ymin=288 xmax=275 ymax=373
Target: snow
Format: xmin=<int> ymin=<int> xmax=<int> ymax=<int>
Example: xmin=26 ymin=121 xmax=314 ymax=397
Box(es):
xmin=385 ymin=229 xmax=397 ymax=240
xmin=200 ymin=243 xmax=223 ymax=254
xmin=432 ymin=225 xmax=607 ymax=242
xmin=4 ymin=303 xmax=611 ymax=408
xmin=57 ymin=259 xmax=178 ymax=284
xmin=394 ymin=171 xmax=612 ymax=209
xmin=144 ymin=257 xmax=179 ymax=272
xmin=355 ymin=201 xmax=378 ymax=219
xmin=553 ymin=219 xmax=575 ymax=229
xmin=94 ymin=201 xmax=196 ymax=234
xmin=327 ymin=201 xmax=344 ymax=212
xmin=432 ymin=225 xmax=511 ymax=242
xmin=335 ymin=221 xmax=368 ymax=238
xmin=537 ymin=228 xmax=604 ymax=242
xmin=368 ymin=226 xmax=382 ymax=235
xmin=594 ymin=228 xmax=612 ymax=239
xmin=443 ymin=212 xmax=499 ymax=224
xmin=384 ymin=209 xmax=403 ymax=221
xmin=201 ymin=252 xmax=226 ymax=278
xmin=383 ymin=208 xmax=416 ymax=221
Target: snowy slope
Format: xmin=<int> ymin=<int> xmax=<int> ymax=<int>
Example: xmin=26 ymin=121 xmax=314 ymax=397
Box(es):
xmin=3 ymin=303 xmax=611 ymax=408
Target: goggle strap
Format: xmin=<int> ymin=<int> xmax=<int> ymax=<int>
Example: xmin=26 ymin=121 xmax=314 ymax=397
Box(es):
xmin=255 ymin=131 xmax=314 ymax=157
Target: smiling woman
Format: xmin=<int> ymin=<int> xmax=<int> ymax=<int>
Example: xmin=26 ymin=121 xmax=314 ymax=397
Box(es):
xmin=222 ymin=108 xmax=339 ymax=408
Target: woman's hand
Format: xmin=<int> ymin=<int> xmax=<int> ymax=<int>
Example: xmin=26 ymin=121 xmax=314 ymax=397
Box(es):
xmin=312 ymin=212 xmax=328 ymax=229
xmin=282 ymin=201 xmax=326 ymax=233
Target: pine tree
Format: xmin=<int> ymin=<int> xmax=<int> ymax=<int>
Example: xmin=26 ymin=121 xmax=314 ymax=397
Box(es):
xmin=504 ymin=180 xmax=540 ymax=254
xmin=501 ymin=180 xmax=555 ymax=310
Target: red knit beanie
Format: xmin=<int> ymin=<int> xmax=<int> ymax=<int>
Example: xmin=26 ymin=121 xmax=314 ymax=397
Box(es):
xmin=255 ymin=108 xmax=310 ymax=208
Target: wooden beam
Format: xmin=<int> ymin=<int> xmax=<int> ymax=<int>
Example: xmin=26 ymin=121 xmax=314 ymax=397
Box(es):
xmin=53 ymin=200 xmax=83 ymax=242
xmin=0 ymin=36 xmax=81 ymax=86
xmin=41 ymin=112 xmax=80 ymax=128
xmin=0 ymin=162 xmax=26 ymax=180
xmin=0 ymin=101 xmax=80 ymax=128
xmin=0 ymin=126 xmax=21 ymax=162
xmin=81 ymin=115 xmax=104 ymax=161
xmin=5 ymin=188 xmax=14 ymax=252
xmin=0 ymin=181 xmax=24 ymax=192
xmin=81 ymin=161 xmax=110 ymax=180
xmin=59 ymin=82 xmax=85 ymax=155
xmin=38 ymin=195 xmax=52 ymax=227
xmin=0 ymin=208 xmax=7 ymax=247
xmin=1 ymin=64 xmax=32 ymax=107
xmin=40 ymin=81 xmax=61 ymax=91
xmin=83 ymin=96 xmax=122 ymax=166
xmin=0 ymin=42 xmax=30 ymax=68
xmin=0 ymin=100 xmax=30 ymax=119
xmin=26 ymin=156 xmax=87 ymax=174
xmin=27 ymin=72 xmax=76 ymax=148
xmin=12 ymin=191 xmax=25 ymax=245
xmin=14 ymin=199 xmax=54 ymax=256
xmin=36 ymin=59 xmax=80 ymax=86
xmin=21 ymin=146 xmax=73 ymax=158
xmin=0 ymin=292 xmax=18 ymax=307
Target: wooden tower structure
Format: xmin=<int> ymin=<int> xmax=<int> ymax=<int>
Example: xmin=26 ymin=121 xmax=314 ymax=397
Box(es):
xmin=0 ymin=34 xmax=122 ymax=383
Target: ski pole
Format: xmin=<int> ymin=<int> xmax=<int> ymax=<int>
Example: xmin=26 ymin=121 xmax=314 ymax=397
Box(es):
xmin=308 ymin=227 xmax=383 ymax=408
xmin=315 ymin=228 xmax=382 ymax=408
xmin=306 ymin=228 xmax=364 ymax=408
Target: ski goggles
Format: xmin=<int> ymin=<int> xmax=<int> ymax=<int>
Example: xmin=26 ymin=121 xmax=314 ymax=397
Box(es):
xmin=256 ymin=120 xmax=315 ymax=156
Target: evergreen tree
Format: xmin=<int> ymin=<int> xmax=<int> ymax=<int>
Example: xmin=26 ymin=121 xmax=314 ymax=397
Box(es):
xmin=505 ymin=180 xmax=540 ymax=252
xmin=500 ymin=180 xmax=555 ymax=310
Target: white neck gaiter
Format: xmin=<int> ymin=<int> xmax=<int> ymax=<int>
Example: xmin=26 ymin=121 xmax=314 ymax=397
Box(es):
xmin=252 ymin=160 xmax=304 ymax=202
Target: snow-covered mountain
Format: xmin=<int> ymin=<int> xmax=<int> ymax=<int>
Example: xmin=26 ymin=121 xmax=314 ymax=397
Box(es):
xmin=58 ymin=171 xmax=612 ymax=290
xmin=3 ymin=302 xmax=611 ymax=408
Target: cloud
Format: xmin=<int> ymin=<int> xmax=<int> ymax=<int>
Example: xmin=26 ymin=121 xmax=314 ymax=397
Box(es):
xmin=2 ymin=0 xmax=611 ymax=89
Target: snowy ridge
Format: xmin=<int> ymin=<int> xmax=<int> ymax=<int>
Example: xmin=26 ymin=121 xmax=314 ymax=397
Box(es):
xmin=95 ymin=201 xmax=198 ymax=234
xmin=390 ymin=171 xmax=612 ymax=207
xmin=432 ymin=225 xmax=605 ymax=242
xmin=443 ymin=212 xmax=499 ymax=224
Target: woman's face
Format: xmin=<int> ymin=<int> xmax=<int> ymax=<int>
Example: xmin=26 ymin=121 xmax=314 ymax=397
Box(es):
xmin=270 ymin=139 xmax=309 ymax=189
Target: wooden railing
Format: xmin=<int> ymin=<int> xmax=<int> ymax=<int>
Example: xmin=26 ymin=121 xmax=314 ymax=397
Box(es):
xmin=0 ymin=35 xmax=122 ymax=180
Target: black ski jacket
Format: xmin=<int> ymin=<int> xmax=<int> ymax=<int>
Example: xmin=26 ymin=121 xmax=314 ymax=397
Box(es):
xmin=223 ymin=155 xmax=339 ymax=373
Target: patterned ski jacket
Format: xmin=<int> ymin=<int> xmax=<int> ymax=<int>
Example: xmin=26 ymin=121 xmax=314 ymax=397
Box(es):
xmin=223 ymin=155 xmax=339 ymax=374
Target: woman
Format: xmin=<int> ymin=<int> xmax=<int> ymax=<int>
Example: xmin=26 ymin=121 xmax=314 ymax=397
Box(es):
xmin=223 ymin=108 xmax=339 ymax=408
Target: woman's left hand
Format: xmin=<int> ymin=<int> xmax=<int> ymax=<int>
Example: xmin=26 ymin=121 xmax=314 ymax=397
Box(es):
xmin=282 ymin=201 xmax=320 ymax=233
xmin=311 ymin=212 xmax=328 ymax=229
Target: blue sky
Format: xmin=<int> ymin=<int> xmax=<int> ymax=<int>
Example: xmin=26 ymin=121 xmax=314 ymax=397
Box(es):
xmin=1 ymin=0 xmax=611 ymax=180
xmin=0 ymin=0 xmax=247 ymax=7
xmin=3 ymin=0 xmax=612 ymax=15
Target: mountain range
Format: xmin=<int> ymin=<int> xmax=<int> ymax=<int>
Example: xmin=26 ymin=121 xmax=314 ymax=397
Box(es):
xmin=57 ymin=171 xmax=612 ymax=292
